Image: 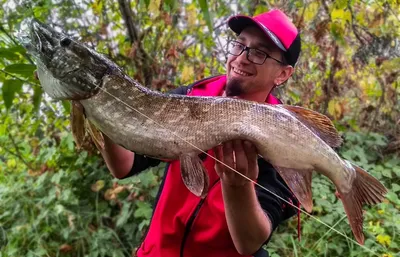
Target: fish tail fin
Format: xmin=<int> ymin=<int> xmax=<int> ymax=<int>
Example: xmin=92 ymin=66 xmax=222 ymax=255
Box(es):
xmin=339 ymin=163 xmax=387 ymax=245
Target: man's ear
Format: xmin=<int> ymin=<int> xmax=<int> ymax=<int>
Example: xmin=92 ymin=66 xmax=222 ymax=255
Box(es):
xmin=274 ymin=65 xmax=294 ymax=86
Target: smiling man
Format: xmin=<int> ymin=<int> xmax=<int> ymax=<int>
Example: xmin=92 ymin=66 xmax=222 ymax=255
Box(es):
xmin=100 ymin=8 xmax=301 ymax=257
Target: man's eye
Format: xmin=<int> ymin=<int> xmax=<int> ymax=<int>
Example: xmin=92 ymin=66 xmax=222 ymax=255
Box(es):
xmin=231 ymin=43 xmax=241 ymax=49
xmin=253 ymin=50 xmax=266 ymax=57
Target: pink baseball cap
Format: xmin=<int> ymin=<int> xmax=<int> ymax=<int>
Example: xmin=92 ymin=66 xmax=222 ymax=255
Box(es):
xmin=228 ymin=9 xmax=301 ymax=66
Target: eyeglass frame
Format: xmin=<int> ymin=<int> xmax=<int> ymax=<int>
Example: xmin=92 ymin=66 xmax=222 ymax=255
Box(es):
xmin=227 ymin=40 xmax=286 ymax=65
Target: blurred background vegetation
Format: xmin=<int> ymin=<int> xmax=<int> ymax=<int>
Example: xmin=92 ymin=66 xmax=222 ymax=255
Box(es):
xmin=0 ymin=0 xmax=399 ymax=256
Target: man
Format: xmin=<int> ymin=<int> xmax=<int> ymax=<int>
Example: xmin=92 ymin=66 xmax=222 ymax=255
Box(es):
xmin=100 ymin=9 xmax=301 ymax=257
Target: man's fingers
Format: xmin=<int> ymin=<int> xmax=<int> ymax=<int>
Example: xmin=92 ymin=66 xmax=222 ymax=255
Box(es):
xmin=243 ymin=140 xmax=257 ymax=159
xmin=243 ymin=140 xmax=258 ymax=178
xmin=233 ymin=139 xmax=247 ymax=173
xmin=214 ymin=144 xmax=224 ymax=174
xmin=222 ymin=140 xmax=235 ymax=169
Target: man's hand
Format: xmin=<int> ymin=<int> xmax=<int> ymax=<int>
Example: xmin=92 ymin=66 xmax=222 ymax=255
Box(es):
xmin=214 ymin=139 xmax=259 ymax=186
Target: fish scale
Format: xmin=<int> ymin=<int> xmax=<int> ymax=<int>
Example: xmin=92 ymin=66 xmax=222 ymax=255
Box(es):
xmin=18 ymin=17 xmax=387 ymax=246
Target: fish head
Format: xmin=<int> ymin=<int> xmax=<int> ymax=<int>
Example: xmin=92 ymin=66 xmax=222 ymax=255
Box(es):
xmin=18 ymin=18 xmax=112 ymax=100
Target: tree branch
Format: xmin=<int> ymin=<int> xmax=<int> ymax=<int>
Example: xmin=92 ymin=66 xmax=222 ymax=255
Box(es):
xmin=322 ymin=44 xmax=339 ymax=114
xmin=117 ymin=0 xmax=153 ymax=86
xmin=367 ymin=76 xmax=386 ymax=134
xmin=347 ymin=2 xmax=367 ymax=45
xmin=4 ymin=128 xmax=34 ymax=170
xmin=117 ymin=0 xmax=139 ymax=43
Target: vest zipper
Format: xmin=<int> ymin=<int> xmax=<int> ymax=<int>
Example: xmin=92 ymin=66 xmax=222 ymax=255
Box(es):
xmin=179 ymin=179 xmax=220 ymax=257
xmin=179 ymin=197 xmax=205 ymax=257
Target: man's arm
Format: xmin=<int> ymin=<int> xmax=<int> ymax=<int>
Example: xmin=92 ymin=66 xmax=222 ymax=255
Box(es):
xmin=222 ymin=183 xmax=273 ymax=255
xmin=99 ymin=133 xmax=134 ymax=179
xmin=214 ymin=140 xmax=272 ymax=255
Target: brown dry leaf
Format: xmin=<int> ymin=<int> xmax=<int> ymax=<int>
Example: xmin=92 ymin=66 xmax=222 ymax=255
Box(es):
xmin=28 ymin=169 xmax=42 ymax=177
xmin=195 ymin=63 xmax=206 ymax=80
xmin=91 ymin=180 xmax=105 ymax=192
xmin=334 ymin=101 xmax=344 ymax=120
xmin=181 ymin=66 xmax=194 ymax=84
xmin=127 ymin=42 xmax=139 ymax=59
xmin=370 ymin=13 xmax=384 ymax=28
xmin=314 ymin=20 xmax=329 ymax=42
xmin=59 ymin=244 xmax=73 ymax=253
xmin=100 ymin=23 xmax=108 ymax=36
xmin=162 ymin=12 xmax=172 ymax=25
xmin=88 ymin=224 xmax=97 ymax=233
xmin=166 ymin=46 xmax=179 ymax=61
xmin=104 ymin=189 xmax=116 ymax=200
xmin=127 ymin=192 xmax=136 ymax=202
xmin=113 ymin=185 xmax=125 ymax=194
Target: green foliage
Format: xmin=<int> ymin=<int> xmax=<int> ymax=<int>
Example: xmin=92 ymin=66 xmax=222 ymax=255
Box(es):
xmin=267 ymin=132 xmax=400 ymax=257
xmin=0 ymin=0 xmax=399 ymax=256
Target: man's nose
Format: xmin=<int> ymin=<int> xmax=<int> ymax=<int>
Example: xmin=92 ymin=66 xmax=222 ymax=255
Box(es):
xmin=235 ymin=49 xmax=251 ymax=64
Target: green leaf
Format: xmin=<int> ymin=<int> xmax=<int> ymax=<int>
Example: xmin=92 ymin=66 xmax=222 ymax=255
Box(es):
xmin=198 ymin=0 xmax=213 ymax=31
xmin=2 ymin=79 xmax=23 ymax=109
xmin=163 ymin=0 xmax=175 ymax=11
xmin=32 ymin=85 xmax=43 ymax=112
xmin=0 ymin=48 xmax=20 ymax=61
xmin=138 ymin=219 xmax=150 ymax=231
xmin=61 ymin=133 xmax=75 ymax=152
xmin=391 ymin=184 xmax=400 ymax=192
xmin=4 ymin=63 xmax=36 ymax=77
xmin=381 ymin=168 xmax=392 ymax=178
xmin=134 ymin=201 xmax=152 ymax=219
xmin=116 ymin=203 xmax=132 ymax=227
xmin=62 ymin=100 xmax=71 ymax=114
xmin=254 ymin=4 xmax=268 ymax=16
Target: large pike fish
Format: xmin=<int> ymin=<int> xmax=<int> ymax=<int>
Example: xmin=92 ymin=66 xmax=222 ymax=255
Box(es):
xmin=18 ymin=18 xmax=387 ymax=245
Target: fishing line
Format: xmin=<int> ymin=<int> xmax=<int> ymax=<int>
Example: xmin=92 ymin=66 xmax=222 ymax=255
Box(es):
xmin=306 ymin=214 xmax=348 ymax=256
xmin=94 ymin=84 xmax=381 ymax=256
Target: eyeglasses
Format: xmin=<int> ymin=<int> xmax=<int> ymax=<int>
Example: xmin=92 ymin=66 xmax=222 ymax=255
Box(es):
xmin=227 ymin=41 xmax=285 ymax=65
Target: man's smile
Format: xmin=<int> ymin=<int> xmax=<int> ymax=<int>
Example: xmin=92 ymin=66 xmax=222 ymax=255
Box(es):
xmin=232 ymin=67 xmax=253 ymax=77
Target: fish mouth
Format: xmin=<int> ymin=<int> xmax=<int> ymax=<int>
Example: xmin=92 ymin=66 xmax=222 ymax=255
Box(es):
xmin=17 ymin=18 xmax=64 ymax=58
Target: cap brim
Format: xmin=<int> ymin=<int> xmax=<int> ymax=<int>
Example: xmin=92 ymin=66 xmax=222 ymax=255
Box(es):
xmin=228 ymin=15 xmax=286 ymax=52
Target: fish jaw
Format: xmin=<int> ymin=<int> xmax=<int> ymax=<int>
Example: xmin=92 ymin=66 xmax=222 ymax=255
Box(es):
xmin=18 ymin=18 xmax=110 ymax=100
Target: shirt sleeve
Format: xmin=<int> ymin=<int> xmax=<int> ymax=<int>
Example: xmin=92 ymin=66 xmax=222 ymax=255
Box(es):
xmin=120 ymin=85 xmax=189 ymax=179
xmin=255 ymin=158 xmax=299 ymax=240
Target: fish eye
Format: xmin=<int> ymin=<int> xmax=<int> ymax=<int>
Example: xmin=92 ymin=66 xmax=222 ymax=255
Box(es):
xmin=60 ymin=37 xmax=72 ymax=47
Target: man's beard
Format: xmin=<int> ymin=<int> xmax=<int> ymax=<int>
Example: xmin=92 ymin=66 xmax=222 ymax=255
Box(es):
xmin=225 ymin=78 xmax=245 ymax=97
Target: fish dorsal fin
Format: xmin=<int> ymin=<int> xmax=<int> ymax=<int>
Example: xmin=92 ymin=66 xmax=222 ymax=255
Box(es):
xmin=280 ymin=105 xmax=343 ymax=148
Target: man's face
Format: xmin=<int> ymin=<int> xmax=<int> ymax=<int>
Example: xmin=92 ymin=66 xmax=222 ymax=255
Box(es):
xmin=225 ymin=26 xmax=289 ymax=99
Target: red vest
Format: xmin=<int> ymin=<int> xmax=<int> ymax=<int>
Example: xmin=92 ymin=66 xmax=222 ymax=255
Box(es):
xmin=136 ymin=75 xmax=281 ymax=257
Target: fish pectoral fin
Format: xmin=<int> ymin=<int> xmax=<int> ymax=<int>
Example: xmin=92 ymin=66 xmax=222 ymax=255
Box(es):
xmin=85 ymin=119 xmax=105 ymax=151
xmin=70 ymin=100 xmax=86 ymax=150
xmin=338 ymin=162 xmax=388 ymax=245
xmin=280 ymin=105 xmax=343 ymax=148
xmin=180 ymin=153 xmax=210 ymax=198
xmin=273 ymin=166 xmax=313 ymax=213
